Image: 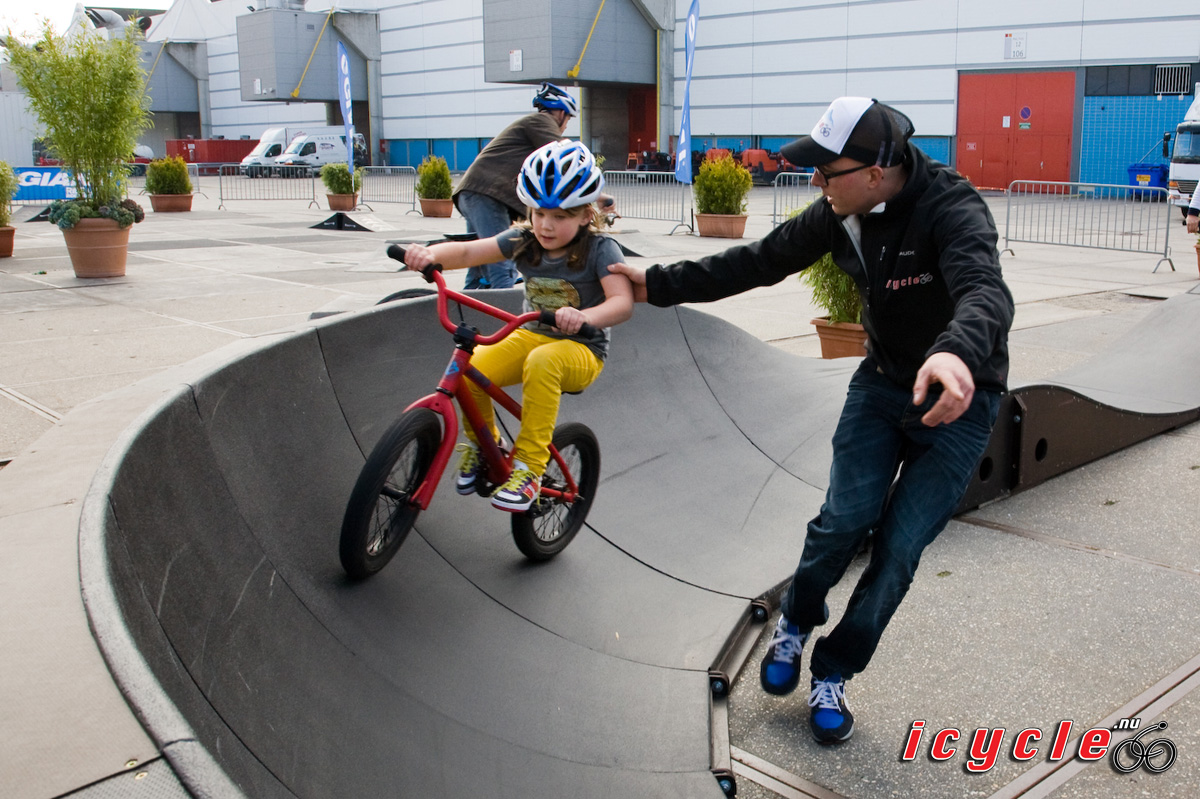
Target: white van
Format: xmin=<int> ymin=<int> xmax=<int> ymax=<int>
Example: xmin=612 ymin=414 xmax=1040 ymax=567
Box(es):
xmin=240 ymin=125 xmax=344 ymax=176
xmin=274 ymin=131 xmax=366 ymax=174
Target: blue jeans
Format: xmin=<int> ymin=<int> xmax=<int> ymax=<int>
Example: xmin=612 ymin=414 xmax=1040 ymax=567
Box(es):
xmin=782 ymin=361 xmax=1001 ymax=680
xmin=456 ymin=190 xmax=519 ymax=289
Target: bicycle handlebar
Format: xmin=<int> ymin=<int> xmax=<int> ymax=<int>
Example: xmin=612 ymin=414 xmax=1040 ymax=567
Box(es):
xmin=386 ymin=245 xmax=601 ymax=342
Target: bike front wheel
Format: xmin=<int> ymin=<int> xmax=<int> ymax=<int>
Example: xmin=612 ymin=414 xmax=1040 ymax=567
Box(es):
xmin=511 ymin=422 xmax=600 ymax=561
xmin=340 ymin=408 xmax=442 ymax=579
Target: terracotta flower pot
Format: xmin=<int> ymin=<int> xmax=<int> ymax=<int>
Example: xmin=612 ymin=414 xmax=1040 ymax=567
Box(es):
xmin=149 ymin=194 xmax=193 ymax=212
xmin=327 ymin=193 xmax=358 ymax=211
xmin=695 ymin=212 xmax=748 ymax=238
xmin=0 ymin=226 xmax=13 ymax=258
xmin=62 ymin=217 xmax=131 ymax=278
xmin=810 ymin=317 xmax=867 ymax=359
xmin=419 ymin=198 xmax=453 ymax=218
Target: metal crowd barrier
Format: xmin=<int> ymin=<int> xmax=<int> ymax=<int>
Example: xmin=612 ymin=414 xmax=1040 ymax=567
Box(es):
xmin=772 ymin=170 xmax=818 ymax=225
xmin=216 ymin=164 xmax=319 ymax=209
xmin=359 ymin=166 xmax=418 ymax=212
xmin=1004 ymin=180 xmax=1175 ymax=272
xmin=602 ymin=170 xmax=692 ymax=233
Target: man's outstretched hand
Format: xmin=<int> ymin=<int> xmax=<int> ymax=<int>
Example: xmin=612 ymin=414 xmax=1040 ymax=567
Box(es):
xmin=913 ymin=352 xmax=975 ymax=426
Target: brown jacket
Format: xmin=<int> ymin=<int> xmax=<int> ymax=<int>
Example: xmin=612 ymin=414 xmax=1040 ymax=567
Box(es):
xmin=453 ymin=112 xmax=563 ymax=216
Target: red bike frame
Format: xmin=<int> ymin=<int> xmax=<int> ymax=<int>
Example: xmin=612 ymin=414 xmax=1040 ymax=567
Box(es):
xmin=402 ymin=270 xmax=583 ymax=511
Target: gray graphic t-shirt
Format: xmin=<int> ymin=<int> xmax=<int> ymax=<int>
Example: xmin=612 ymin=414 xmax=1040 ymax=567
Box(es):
xmin=496 ymin=227 xmax=623 ymax=361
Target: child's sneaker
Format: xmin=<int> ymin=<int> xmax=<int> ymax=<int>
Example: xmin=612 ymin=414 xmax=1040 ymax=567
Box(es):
xmin=491 ymin=461 xmax=540 ymax=512
xmin=760 ymin=614 xmax=809 ymax=695
xmin=808 ymin=674 xmax=854 ymax=744
xmin=455 ymin=443 xmax=484 ymax=495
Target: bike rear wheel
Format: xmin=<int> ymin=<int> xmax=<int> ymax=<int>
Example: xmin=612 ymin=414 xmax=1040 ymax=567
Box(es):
xmin=511 ymin=422 xmax=600 ymax=561
xmin=340 ymin=408 xmax=441 ymax=579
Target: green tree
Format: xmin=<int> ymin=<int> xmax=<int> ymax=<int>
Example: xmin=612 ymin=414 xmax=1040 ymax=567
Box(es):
xmin=6 ymin=22 xmax=151 ymax=219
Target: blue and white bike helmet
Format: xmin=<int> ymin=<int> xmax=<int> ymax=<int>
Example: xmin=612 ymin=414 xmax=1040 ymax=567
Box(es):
xmin=516 ymin=140 xmax=605 ymax=210
xmin=532 ymin=82 xmax=579 ymax=117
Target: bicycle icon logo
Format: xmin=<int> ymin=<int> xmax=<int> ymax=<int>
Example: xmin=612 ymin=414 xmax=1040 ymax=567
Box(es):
xmin=1111 ymin=721 xmax=1177 ymax=774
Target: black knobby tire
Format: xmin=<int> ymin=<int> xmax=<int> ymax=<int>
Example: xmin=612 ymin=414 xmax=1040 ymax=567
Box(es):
xmin=511 ymin=422 xmax=600 ymax=561
xmin=340 ymin=408 xmax=442 ymax=579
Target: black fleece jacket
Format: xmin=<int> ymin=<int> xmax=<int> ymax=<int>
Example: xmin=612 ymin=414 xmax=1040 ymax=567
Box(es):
xmin=646 ymin=144 xmax=1014 ymax=393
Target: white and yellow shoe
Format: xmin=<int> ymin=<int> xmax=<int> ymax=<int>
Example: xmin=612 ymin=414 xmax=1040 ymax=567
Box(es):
xmin=490 ymin=461 xmax=540 ymax=512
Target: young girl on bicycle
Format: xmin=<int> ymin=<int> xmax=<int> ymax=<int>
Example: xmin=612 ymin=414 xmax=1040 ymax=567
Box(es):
xmin=401 ymin=140 xmax=634 ymax=512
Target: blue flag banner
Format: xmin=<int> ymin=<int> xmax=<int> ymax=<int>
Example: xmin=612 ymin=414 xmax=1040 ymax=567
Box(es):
xmin=675 ymin=0 xmax=699 ymax=184
xmin=337 ymin=42 xmax=355 ymax=167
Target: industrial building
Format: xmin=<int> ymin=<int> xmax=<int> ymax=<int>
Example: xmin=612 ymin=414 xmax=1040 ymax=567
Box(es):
xmin=2 ymin=1 xmax=1199 ymax=190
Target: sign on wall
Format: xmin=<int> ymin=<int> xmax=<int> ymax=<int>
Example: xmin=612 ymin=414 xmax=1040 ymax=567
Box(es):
xmin=13 ymin=167 xmax=78 ymax=203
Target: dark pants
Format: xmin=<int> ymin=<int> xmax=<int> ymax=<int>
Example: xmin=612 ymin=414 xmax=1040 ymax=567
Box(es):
xmin=456 ymin=190 xmax=519 ymax=290
xmin=783 ymin=361 xmax=1001 ymax=680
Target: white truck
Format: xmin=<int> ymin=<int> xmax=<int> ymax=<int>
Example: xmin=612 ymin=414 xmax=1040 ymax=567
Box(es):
xmin=239 ymin=125 xmax=343 ymax=176
xmin=1166 ymin=85 xmax=1200 ymax=220
xmin=274 ymin=129 xmax=366 ymax=174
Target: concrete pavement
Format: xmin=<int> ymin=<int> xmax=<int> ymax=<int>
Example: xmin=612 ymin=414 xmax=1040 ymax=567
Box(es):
xmin=1 ymin=184 xmax=1198 ymax=798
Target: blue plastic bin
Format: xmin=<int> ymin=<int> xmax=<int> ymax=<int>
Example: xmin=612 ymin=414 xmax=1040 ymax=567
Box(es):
xmin=1127 ymin=163 xmax=1168 ymax=200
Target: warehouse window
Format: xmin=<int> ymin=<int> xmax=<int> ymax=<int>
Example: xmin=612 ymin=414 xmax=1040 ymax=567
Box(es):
xmin=1155 ymin=65 xmax=1191 ymax=95
xmin=1086 ymin=64 xmax=1194 ymax=96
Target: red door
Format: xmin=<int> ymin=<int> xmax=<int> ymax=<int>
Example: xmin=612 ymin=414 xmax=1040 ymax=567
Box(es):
xmin=956 ymin=71 xmax=1075 ymax=189
xmin=627 ymin=87 xmax=656 ymax=158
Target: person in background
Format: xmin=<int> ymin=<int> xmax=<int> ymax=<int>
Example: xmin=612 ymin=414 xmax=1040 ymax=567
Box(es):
xmin=453 ymin=82 xmax=577 ymax=290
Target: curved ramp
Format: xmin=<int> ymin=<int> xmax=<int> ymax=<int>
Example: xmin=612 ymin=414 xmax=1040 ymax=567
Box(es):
xmin=88 ymin=295 xmax=857 ymax=798
xmin=958 ymin=283 xmax=1200 ymax=510
xmin=85 ymin=286 xmax=1200 ymax=797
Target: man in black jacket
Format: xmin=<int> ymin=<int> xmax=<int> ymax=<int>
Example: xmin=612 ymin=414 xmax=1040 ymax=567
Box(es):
xmin=610 ymin=97 xmax=1014 ymax=744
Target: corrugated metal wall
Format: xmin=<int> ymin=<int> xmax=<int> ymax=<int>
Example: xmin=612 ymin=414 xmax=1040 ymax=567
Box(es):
xmin=0 ymin=92 xmax=40 ymax=166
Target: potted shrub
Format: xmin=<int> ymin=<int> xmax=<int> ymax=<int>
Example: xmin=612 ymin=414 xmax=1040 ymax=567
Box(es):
xmin=692 ymin=154 xmax=752 ymax=237
xmin=0 ymin=161 xmax=16 ymax=258
xmin=144 ymin=155 xmax=193 ymax=212
xmin=319 ymin=162 xmax=362 ymax=211
xmin=786 ymin=202 xmax=865 ymax=358
xmin=5 ymin=21 xmax=150 ymax=278
xmin=416 ymin=155 xmax=453 ymax=217
xmin=802 ymin=249 xmax=867 ymax=358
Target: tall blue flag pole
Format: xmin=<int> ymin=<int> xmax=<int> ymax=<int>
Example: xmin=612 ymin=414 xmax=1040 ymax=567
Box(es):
xmin=675 ymin=0 xmax=699 ymax=184
xmin=337 ymin=42 xmax=355 ymax=168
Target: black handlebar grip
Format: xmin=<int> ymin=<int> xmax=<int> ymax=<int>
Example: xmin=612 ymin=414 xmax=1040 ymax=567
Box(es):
xmin=387 ymin=244 xmax=441 ymax=282
xmin=538 ymin=309 xmax=600 ymax=338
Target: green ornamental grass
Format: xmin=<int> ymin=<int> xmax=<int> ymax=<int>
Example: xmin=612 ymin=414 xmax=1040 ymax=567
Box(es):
xmin=6 ymin=22 xmax=151 ymax=227
xmin=789 ymin=203 xmax=862 ymax=324
xmin=0 ymin=161 xmax=17 ymax=228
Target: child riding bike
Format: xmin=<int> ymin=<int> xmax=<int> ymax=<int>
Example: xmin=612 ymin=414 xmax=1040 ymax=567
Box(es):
xmin=401 ymin=140 xmax=634 ymax=512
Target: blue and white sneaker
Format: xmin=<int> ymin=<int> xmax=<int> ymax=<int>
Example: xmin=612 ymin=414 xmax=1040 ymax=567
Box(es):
xmin=759 ymin=614 xmax=809 ymax=695
xmin=808 ymin=674 xmax=854 ymax=744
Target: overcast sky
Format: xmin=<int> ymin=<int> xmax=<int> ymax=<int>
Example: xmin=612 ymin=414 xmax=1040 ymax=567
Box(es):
xmin=2 ymin=2 xmax=172 ymax=42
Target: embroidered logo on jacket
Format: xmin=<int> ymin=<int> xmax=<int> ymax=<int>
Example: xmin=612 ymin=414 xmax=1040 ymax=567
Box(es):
xmin=885 ymin=273 xmax=933 ymax=291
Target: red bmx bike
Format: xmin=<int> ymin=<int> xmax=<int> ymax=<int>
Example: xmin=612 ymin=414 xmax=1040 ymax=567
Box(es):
xmin=338 ymin=245 xmax=602 ymax=579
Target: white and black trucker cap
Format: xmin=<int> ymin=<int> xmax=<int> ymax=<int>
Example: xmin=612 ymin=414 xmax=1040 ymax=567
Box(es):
xmin=780 ymin=97 xmax=915 ymax=168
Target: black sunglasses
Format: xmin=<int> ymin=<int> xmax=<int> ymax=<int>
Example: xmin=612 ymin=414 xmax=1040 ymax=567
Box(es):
xmin=814 ymin=162 xmax=873 ymax=182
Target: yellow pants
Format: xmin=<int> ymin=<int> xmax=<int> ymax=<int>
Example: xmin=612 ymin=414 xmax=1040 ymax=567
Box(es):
xmin=463 ymin=328 xmax=603 ymax=475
